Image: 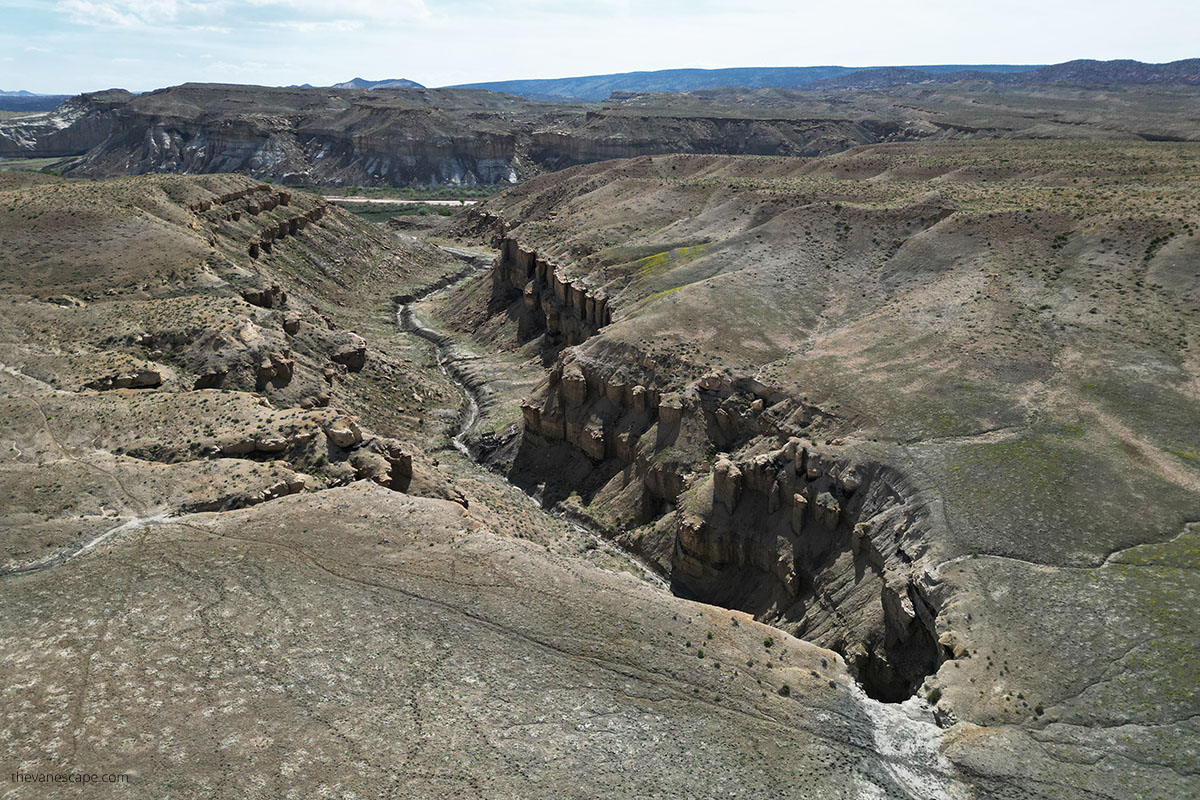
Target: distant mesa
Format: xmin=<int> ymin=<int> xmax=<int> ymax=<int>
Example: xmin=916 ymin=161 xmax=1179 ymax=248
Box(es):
xmin=450 ymin=58 xmax=1199 ymax=101
xmin=0 ymin=90 xmax=70 ymax=112
xmin=331 ymin=77 xmax=425 ymax=90
xmin=449 ymin=64 xmax=1044 ymax=101
xmin=802 ymin=58 xmax=1200 ymax=91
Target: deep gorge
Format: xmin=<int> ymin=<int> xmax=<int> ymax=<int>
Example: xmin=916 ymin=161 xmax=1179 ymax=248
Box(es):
xmin=422 ymin=224 xmax=953 ymax=702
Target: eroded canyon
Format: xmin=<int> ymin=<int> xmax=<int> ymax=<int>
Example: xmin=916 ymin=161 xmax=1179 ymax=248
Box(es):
xmin=1 ymin=133 xmax=1197 ymax=799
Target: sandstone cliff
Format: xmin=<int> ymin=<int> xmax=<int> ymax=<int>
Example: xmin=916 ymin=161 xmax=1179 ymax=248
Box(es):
xmin=5 ymin=81 xmax=1193 ymax=187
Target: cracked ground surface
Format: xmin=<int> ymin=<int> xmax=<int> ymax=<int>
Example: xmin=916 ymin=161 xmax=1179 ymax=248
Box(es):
xmin=3 ymin=484 xmax=964 ymax=799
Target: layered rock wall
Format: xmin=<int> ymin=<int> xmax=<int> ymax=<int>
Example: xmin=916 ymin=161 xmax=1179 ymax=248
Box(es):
xmin=0 ymin=85 xmax=945 ymax=186
xmin=518 ymin=351 xmax=946 ymax=701
xmin=492 ymin=236 xmax=612 ymax=346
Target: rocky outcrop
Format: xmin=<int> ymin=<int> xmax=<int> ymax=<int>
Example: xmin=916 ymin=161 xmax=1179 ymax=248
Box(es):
xmin=116 ymin=403 xmax=419 ymax=497
xmin=329 ymin=331 xmax=368 ymax=372
xmin=491 ymin=236 xmax=612 ymax=348
xmin=131 ymin=304 xmax=365 ymax=403
xmin=84 ymin=367 xmax=163 ymax=391
xmin=517 ymin=351 xmax=945 ymax=701
xmin=247 ymin=205 xmax=327 ymax=258
xmin=242 ymin=283 xmax=287 ymax=309
xmin=188 ymin=184 xmax=273 ymax=213
xmin=256 ymin=352 xmax=295 ymax=388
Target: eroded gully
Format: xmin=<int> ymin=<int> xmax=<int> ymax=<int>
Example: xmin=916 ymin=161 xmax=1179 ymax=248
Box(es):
xmin=392 ymin=247 xmax=959 ymax=798
xmin=396 ymin=248 xmax=668 ymax=589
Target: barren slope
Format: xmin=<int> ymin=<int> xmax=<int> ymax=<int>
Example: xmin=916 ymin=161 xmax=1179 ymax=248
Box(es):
xmin=0 ymin=172 xmax=1013 ymax=798
xmin=436 ymin=140 xmax=1200 ymax=798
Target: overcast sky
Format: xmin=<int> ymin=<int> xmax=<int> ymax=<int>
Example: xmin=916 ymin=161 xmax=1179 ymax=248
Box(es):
xmin=2 ymin=0 xmax=1197 ymax=94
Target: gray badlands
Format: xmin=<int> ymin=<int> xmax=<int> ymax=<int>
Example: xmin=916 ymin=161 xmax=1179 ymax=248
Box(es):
xmin=0 ymin=68 xmax=1198 ymax=798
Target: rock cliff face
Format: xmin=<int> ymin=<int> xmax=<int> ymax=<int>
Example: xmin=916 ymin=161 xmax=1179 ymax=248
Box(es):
xmin=9 ymin=81 xmax=1190 ymax=187
xmin=519 ymin=346 xmax=944 ymax=701
xmin=2 ymin=85 xmax=911 ymax=184
xmin=491 ymin=235 xmax=612 ymax=347
xmin=479 ymin=221 xmax=943 ymax=700
xmin=0 ymin=91 xmax=131 ymax=158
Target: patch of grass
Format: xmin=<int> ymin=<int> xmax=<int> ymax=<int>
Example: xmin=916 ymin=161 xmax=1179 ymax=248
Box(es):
xmin=633 ymin=243 xmax=711 ymax=280
xmin=0 ymin=156 xmax=64 ymax=173
xmin=344 ymin=203 xmax=456 ymax=224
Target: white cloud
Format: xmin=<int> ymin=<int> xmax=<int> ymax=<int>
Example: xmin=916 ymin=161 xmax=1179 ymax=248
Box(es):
xmin=245 ymin=0 xmax=430 ymax=24
xmin=55 ymin=0 xmax=429 ymax=29
xmin=56 ymin=0 xmax=193 ymax=28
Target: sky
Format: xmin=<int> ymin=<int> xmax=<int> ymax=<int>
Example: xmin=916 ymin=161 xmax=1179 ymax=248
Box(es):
xmin=1 ymin=0 xmax=1197 ymax=94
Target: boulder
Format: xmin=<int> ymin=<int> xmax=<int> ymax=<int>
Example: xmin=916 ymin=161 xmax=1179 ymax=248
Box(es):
xmin=85 ymin=368 xmax=162 ymax=391
xmin=699 ymin=372 xmax=731 ymax=393
xmin=254 ymin=435 xmax=289 ymax=454
xmin=257 ymin=354 xmax=294 ymax=385
xmin=350 ymin=451 xmax=392 ymax=486
xmin=193 ymin=368 xmax=227 ymax=390
xmin=325 ymin=416 xmax=362 ymax=448
xmin=379 ymin=439 xmax=413 ymax=480
xmin=286 ymin=472 xmax=318 ymax=494
xmin=47 ymin=295 xmax=86 ymax=308
xmin=331 ymin=333 xmax=368 ymax=372
xmin=283 ymin=311 xmax=303 ymax=335
xmin=217 ymin=436 xmax=256 ymax=457
xmin=127 ymin=368 xmax=162 ymax=388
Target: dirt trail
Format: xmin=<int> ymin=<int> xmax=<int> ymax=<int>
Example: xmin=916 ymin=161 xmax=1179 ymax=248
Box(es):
xmin=1 ymin=513 xmax=171 ymax=577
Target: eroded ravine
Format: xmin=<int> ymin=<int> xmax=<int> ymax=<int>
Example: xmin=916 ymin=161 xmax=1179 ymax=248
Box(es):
xmin=390 ymin=235 xmax=970 ymax=797
xmin=399 ymin=232 xmax=951 ymax=708
xmin=0 ymin=514 xmax=173 ymax=577
xmin=395 ymin=251 xmax=670 ymax=588
xmin=396 ymin=253 xmax=491 ymax=457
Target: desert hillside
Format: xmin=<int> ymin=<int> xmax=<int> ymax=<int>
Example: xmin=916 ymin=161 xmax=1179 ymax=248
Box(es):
xmin=429 ymin=139 xmax=1199 ymax=796
xmin=0 ymin=138 xmax=1196 ymax=799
